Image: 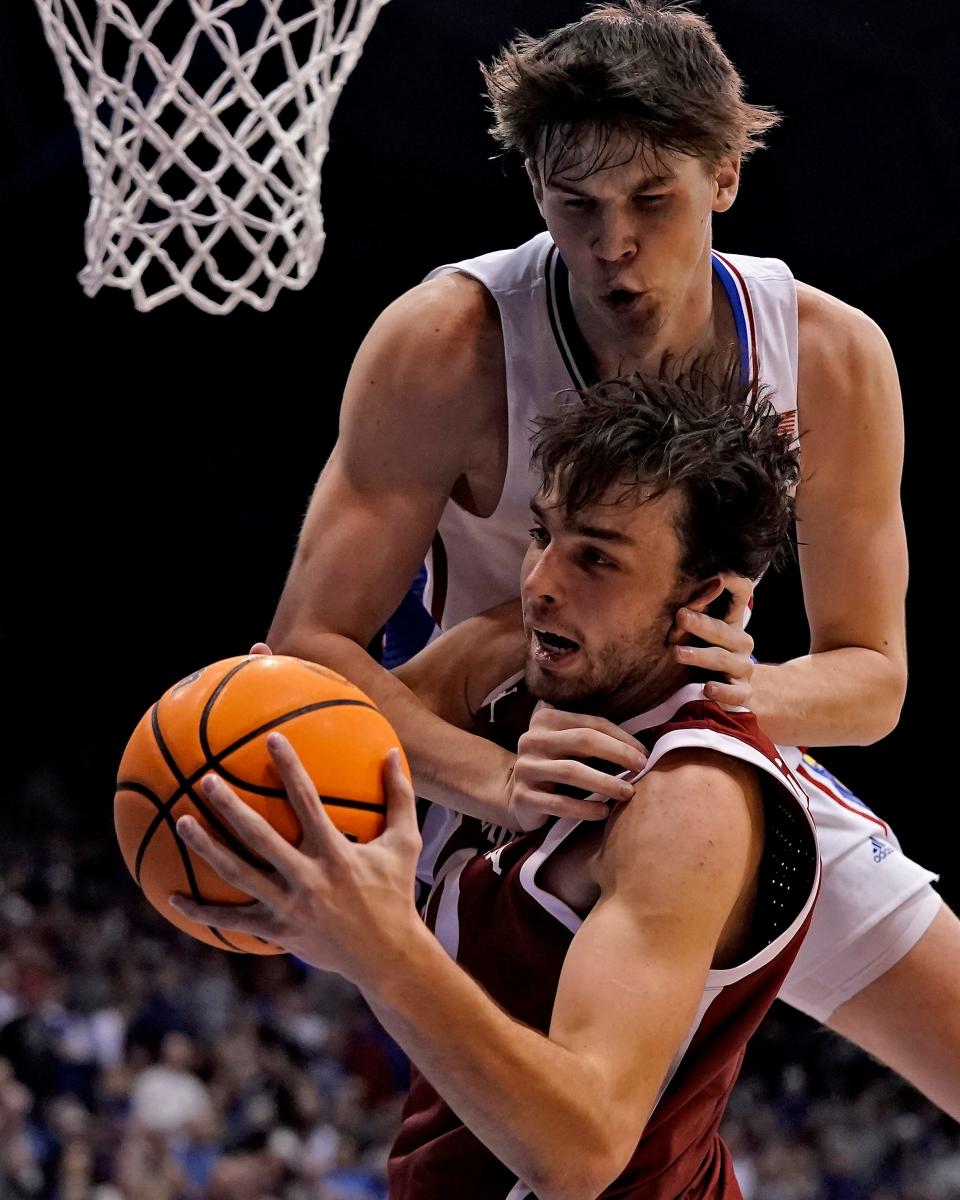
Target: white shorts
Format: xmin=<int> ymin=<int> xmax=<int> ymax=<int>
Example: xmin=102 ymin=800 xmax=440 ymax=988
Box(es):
xmin=778 ymin=750 xmax=942 ymax=1022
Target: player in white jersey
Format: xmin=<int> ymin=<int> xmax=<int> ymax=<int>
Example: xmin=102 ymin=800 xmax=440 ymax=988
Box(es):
xmin=264 ymin=1 xmax=960 ymax=1116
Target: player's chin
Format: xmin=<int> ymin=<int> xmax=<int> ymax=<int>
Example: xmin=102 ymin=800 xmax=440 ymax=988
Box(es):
xmin=524 ymin=657 xmax=588 ymax=703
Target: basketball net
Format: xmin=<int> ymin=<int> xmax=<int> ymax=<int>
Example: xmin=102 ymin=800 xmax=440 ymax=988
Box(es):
xmin=33 ymin=0 xmax=390 ymax=313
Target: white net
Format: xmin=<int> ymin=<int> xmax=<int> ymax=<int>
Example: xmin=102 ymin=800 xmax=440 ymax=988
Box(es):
xmin=33 ymin=0 xmax=390 ymax=313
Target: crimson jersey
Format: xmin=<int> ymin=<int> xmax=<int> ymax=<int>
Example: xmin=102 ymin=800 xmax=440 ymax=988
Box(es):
xmin=390 ymin=682 xmax=820 ymax=1199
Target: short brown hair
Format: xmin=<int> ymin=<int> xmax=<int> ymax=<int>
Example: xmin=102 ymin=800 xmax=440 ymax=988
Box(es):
xmin=483 ymin=0 xmax=780 ymax=180
xmin=531 ymin=365 xmax=799 ymax=585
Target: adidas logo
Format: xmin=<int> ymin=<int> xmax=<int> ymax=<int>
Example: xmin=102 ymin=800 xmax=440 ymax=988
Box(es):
xmin=870 ymin=835 xmax=895 ymax=864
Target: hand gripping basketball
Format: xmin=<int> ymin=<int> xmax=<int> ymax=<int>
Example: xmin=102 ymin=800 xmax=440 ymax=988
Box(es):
xmin=170 ymin=739 xmax=423 ymax=983
xmin=115 ymin=654 xmax=410 ymax=954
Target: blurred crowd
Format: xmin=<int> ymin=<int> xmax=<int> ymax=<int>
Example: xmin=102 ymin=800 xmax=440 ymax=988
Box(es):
xmin=0 ymin=835 xmax=957 ymax=1200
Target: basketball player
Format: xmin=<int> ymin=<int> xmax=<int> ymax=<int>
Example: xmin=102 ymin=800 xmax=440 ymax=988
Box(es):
xmin=173 ymin=374 xmax=821 ymax=1198
xmin=265 ymin=3 xmax=959 ymax=1117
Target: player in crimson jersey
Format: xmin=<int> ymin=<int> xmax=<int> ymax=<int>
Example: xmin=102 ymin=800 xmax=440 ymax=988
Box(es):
xmin=173 ymin=371 xmax=821 ymax=1199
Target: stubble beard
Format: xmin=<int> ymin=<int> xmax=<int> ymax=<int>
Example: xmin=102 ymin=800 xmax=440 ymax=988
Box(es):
xmin=525 ymin=625 xmax=673 ymax=717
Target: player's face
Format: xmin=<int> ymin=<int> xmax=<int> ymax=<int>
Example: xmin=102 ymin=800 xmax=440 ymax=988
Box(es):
xmin=521 ymin=484 xmax=689 ymax=714
xmin=531 ymin=133 xmax=738 ymax=344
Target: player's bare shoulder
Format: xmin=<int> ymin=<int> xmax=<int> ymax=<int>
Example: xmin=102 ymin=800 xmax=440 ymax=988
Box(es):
xmin=350 ymin=271 xmax=504 ymax=419
xmin=795 ymin=280 xmax=901 ymax=429
xmin=338 ymin=271 xmax=506 ymax=495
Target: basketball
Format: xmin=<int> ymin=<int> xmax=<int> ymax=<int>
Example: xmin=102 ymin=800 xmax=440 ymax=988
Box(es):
xmin=114 ymin=655 xmax=408 ymax=955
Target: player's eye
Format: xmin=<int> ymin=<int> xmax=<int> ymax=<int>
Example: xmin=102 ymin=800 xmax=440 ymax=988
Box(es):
xmin=581 ymin=547 xmax=614 ymax=569
xmin=528 ymin=525 xmax=549 ymax=545
xmin=635 ymin=193 xmax=666 ymax=207
xmin=562 ymin=197 xmax=592 ymax=210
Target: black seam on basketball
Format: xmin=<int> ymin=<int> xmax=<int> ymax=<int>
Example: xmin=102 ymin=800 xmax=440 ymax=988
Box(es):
xmin=208 ymin=699 xmax=378 ymax=770
xmin=127 ymin=687 xmax=384 ymax=924
xmin=117 ymin=778 xmax=259 ymax=953
xmin=197 ymin=658 xmax=258 ymax=765
xmin=203 ymin=698 xmax=380 ymax=794
xmin=118 ymin=777 xmax=207 ymax=902
xmin=149 ymin=704 xmax=277 ymax=873
xmin=208 ymin=925 xmax=247 ymax=952
xmin=320 ymin=795 xmax=387 ymax=815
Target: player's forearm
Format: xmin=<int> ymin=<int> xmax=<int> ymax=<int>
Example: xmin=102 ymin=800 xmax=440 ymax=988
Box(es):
xmin=751 ymin=647 xmax=906 ymax=747
xmin=267 ymin=628 xmax=519 ymax=824
xmin=362 ymin=920 xmax=628 ymax=1200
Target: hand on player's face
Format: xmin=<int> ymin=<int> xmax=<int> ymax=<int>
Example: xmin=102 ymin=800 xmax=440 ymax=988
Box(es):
xmin=668 ymin=574 xmax=755 ymax=710
xmin=507 ymin=706 xmax=648 ymax=833
xmin=169 ymin=736 xmax=422 ymax=984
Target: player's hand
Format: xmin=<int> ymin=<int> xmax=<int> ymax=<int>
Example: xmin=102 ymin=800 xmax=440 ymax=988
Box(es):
xmin=506 ymin=706 xmax=648 ymax=832
xmin=668 ymin=575 xmax=755 ymax=710
xmin=249 ymin=642 xmax=272 ymax=655
xmin=169 ymin=737 xmax=422 ymax=985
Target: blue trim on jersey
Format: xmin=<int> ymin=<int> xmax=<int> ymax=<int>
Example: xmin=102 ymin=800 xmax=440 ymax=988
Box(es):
xmin=801 ymin=754 xmax=880 ymax=816
xmin=711 ymin=254 xmax=750 ymax=387
xmin=382 ymin=565 xmax=437 ymax=668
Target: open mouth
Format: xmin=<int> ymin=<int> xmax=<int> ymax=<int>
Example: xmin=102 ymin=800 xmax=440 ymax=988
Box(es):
xmin=533 ymin=628 xmax=581 ymax=663
xmin=605 ymin=287 xmax=641 ymax=309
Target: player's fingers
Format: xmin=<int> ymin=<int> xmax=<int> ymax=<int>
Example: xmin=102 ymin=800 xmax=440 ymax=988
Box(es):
xmin=175 ymin=810 xmax=286 ymax=907
xmin=381 ymin=749 xmax=419 ymax=842
xmin=520 ymin=757 xmax=636 ymax=803
xmin=523 ymin=726 xmax=647 ymax=773
xmin=674 ymin=608 xmax=753 ymax=654
xmin=529 ymin=709 xmax=648 ymax=754
xmin=719 ymin=574 xmax=755 ymax=624
xmin=199 ymin=773 xmax=310 ymax=876
xmin=673 ymin=644 xmax=753 ymax=678
xmin=169 ymin=892 xmax=271 ymax=936
xmin=265 ymin=733 xmax=340 ymax=850
xmin=249 ymin=642 xmax=273 ymax=656
xmin=516 ymin=789 xmax=611 ymax=823
xmin=703 ymin=681 xmax=752 ymax=710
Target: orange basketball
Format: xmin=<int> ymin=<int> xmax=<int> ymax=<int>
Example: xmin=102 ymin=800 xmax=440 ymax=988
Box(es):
xmin=115 ymin=655 xmax=408 ymax=954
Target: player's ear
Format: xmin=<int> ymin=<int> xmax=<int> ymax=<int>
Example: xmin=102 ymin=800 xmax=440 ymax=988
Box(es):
xmin=712 ymin=155 xmax=740 ymax=213
xmin=683 ymin=575 xmax=729 ymax=617
xmin=525 ymin=159 xmax=545 ymax=213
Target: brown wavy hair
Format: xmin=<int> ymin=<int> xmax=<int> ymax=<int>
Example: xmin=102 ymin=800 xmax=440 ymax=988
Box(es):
xmin=530 ymin=363 xmax=800 ymax=587
xmin=483 ymin=0 xmax=780 ymax=180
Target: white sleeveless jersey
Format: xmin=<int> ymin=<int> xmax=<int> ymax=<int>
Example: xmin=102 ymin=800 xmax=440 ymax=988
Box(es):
xmin=415 ymin=231 xmax=940 ymax=1023
xmin=422 ymin=231 xmax=798 ymax=630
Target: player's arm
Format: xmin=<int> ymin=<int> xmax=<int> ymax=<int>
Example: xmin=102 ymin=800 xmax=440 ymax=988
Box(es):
xmin=266 ymin=273 xmax=523 ymax=818
xmin=366 ymin=750 xmax=763 ymax=1199
xmin=745 ymin=284 xmax=908 ymax=746
xmin=173 ymin=742 xmax=763 ymax=1200
xmin=391 ymin=598 xmax=526 ymax=730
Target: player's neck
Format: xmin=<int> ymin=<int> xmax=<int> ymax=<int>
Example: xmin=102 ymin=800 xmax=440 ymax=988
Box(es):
xmin=568 ymin=255 xmax=737 ymax=378
xmin=569 ymin=660 xmax=694 ymax=727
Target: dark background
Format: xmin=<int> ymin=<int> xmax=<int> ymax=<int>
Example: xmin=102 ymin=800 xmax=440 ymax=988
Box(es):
xmin=1 ymin=1 xmax=955 ymax=903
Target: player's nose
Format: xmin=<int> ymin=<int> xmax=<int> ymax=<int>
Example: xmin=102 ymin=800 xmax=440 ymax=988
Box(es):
xmin=592 ymin=208 xmax=637 ymax=263
xmin=522 ymin=546 xmax=563 ymax=605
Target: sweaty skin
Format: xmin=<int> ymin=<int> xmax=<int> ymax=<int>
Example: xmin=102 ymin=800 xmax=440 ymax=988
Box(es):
xmin=173 ymin=735 xmax=769 ymax=1200
xmin=262 ymin=141 xmax=958 ymax=1120
xmin=174 ymin=480 xmax=792 ymax=1197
